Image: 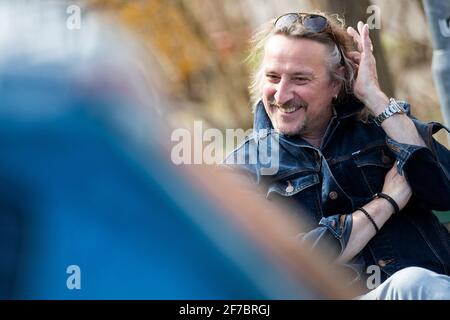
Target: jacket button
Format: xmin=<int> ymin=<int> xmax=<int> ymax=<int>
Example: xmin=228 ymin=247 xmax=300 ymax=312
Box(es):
xmin=329 ymin=191 xmax=338 ymax=200
xmin=378 ymin=259 xmax=386 ymax=267
xmin=286 ymin=181 xmax=294 ymax=193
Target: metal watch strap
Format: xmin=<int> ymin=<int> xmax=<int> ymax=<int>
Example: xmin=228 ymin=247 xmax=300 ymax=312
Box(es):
xmin=374 ymin=98 xmax=405 ymax=126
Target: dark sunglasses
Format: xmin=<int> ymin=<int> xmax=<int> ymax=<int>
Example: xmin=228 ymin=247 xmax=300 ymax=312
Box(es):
xmin=274 ymin=13 xmax=345 ymax=65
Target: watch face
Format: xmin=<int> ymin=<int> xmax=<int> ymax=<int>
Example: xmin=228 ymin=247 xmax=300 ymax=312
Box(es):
xmin=390 ymin=99 xmax=406 ymax=113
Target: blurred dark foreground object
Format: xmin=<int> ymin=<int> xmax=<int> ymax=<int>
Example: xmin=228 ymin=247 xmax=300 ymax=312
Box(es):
xmin=0 ymin=1 xmax=355 ymax=299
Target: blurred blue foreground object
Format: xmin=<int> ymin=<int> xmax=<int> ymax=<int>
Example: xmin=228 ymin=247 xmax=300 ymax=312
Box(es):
xmin=0 ymin=1 xmax=349 ymax=299
xmin=0 ymin=64 xmax=300 ymax=299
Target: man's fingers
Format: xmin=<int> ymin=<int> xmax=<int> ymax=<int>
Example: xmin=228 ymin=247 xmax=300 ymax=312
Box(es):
xmin=346 ymin=26 xmax=362 ymax=51
xmin=386 ymin=164 xmax=401 ymax=180
xmin=361 ymin=24 xmax=373 ymax=53
xmin=346 ymin=51 xmax=361 ymax=63
xmin=357 ymin=21 xmax=364 ymax=35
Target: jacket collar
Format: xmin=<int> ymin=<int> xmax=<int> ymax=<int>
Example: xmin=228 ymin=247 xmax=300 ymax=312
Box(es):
xmin=252 ymin=95 xmax=365 ymax=160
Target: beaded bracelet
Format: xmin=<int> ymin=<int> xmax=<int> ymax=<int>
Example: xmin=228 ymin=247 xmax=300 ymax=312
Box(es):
xmin=356 ymin=207 xmax=379 ymax=234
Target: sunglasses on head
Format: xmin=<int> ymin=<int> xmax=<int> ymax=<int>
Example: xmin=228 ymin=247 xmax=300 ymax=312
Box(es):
xmin=274 ymin=13 xmax=345 ymax=65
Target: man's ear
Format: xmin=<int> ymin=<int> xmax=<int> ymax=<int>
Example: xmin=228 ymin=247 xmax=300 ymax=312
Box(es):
xmin=336 ymin=65 xmax=345 ymax=78
xmin=332 ymin=66 xmax=345 ymax=96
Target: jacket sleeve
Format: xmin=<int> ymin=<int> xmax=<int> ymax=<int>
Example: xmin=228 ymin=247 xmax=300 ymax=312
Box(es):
xmin=385 ymin=115 xmax=450 ymax=210
xmin=296 ymin=213 xmax=353 ymax=261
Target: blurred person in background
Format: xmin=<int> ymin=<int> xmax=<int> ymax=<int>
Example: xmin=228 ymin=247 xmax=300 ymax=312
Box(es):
xmin=0 ymin=1 xmax=355 ymax=300
xmin=225 ymin=11 xmax=450 ymax=299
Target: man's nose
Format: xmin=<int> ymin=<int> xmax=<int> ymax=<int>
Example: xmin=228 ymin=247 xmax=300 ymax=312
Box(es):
xmin=274 ymin=80 xmax=294 ymax=105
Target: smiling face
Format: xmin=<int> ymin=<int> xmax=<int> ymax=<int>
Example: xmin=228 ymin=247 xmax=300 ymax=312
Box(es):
xmin=262 ymin=35 xmax=341 ymax=138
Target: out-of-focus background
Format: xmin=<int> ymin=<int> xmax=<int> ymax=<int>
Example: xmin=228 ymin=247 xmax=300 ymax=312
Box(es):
xmin=1 ymin=0 xmax=448 ymax=299
xmin=89 ymin=0 xmax=448 ymax=148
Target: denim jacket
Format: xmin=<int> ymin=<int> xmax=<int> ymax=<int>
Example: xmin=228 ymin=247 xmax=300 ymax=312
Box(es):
xmin=225 ymin=95 xmax=450 ymax=284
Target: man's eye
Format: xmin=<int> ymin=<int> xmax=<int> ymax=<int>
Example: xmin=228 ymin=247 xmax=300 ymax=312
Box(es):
xmin=293 ymin=77 xmax=309 ymax=84
xmin=266 ymin=74 xmax=280 ymax=81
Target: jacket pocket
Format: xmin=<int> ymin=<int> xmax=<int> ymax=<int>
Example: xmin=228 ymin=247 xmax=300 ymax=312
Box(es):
xmin=267 ymin=173 xmax=320 ymax=197
xmin=266 ymin=173 xmax=321 ymax=221
xmin=353 ymin=146 xmax=394 ymax=194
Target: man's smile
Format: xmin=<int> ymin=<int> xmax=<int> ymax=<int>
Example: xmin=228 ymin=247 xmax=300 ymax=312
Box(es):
xmin=276 ymin=105 xmax=303 ymax=114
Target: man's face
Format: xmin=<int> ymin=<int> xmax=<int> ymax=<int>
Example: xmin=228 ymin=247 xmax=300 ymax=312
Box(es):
xmin=262 ymin=35 xmax=340 ymax=137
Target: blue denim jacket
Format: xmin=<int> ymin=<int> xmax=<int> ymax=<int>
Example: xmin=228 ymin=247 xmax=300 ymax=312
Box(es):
xmin=225 ymin=96 xmax=450 ymax=284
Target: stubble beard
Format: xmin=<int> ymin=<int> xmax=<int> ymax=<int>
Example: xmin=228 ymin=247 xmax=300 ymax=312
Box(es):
xmin=268 ymin=98 xmax=309 ymax=137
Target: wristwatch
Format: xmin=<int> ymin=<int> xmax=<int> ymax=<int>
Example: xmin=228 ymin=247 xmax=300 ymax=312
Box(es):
xmin=373 ymin=98 xmax=407 ymax=126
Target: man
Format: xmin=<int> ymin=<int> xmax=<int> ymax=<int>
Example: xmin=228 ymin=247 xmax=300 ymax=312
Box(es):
xmin=225 ymin=11 xmax=450 ymax=299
